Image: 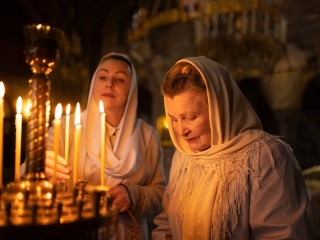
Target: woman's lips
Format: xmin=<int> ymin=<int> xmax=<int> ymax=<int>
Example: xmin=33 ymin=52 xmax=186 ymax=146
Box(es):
xmin=185 ymin=137 xmax=197 ymax=143
xmin=102 ymin=93 xmax=115 ymax=98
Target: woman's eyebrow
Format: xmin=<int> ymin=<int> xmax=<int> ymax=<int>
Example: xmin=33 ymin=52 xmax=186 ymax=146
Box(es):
xmin=98 ymin=68 xmax=127 ymax=75
xmin=98 ymin=68 xmax=109 ymax=73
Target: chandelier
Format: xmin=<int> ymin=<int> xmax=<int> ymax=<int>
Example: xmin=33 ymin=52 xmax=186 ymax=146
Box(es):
xmin=128 ymin=0 xmax=286 ymax=79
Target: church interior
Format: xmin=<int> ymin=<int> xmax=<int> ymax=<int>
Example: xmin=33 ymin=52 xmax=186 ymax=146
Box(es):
xmin=0 ymin=0 xmax=319 ymax=239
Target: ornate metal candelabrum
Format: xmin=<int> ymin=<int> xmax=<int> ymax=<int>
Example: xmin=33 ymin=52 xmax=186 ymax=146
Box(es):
xmin=0 ymin=24 xmax=117 ymax=240
xmin=23 ymin=23 xmax=62 ymax=180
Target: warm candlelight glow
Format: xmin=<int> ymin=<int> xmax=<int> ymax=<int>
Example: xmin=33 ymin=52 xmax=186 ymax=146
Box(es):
xmin=0 ymin=81 xmax=5 ymax=188
xmin=74 ymin=102 xmax=81 ymax=125
xmin=99 ymin=100 xmax=106 ymax=186
xmin=55 ymin=104 xmax=62 ymax=119
xmin=17 ymin=97 xmax=22 ymax=114
xmin=22 ymin=99 xmax=31 ymax=119
xmin=73 ymin=102 xmax=81 ymax=185
xmin=99 ymin=100 xmax=104 ymax=113
xmin=65 ymin=103 xmax=71 ymax=161
xmin=53 ymin=103 xmax=62 ymax=182
xmin=66 ymin=104 xmax=71 ymax=115
xmin=14 ymin=97 xmax=23 ymax=181
xmin=0 ymin=82 xmax=5 ymax=97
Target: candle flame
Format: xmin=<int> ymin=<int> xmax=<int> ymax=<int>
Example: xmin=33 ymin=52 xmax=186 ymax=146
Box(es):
xmin=16 ymin=97 xmax=22 ymax=114
xmin=55 ymin=103 xmax=62 ymax=119
xmin=0 ymin=82 xmax=4 ymax=98
xmin=24 ymin=99 xmax=31 ymax=118
xmin=99 ymin=100 xmax=104 ymax=113
xmin=74 ymin=102 xmax=81 ymax=125
xmin=66 ymin=103 xmax=71 ymax=115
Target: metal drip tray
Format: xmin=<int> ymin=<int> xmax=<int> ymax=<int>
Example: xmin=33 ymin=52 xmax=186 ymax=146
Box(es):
xmin=0 ymin=214 xmax=117 ymax=240
xmin=0 ymin=180 xmax=118 ymax=240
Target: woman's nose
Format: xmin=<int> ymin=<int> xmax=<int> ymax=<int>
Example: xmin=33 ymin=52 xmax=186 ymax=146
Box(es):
xmin=177 ymin=121 xmax=189 ymax=136
xmin=105 ymin=77 xmax=114 ymax=87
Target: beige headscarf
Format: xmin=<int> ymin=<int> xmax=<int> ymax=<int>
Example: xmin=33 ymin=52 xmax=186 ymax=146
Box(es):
xmin=79 ymin=52 xmax=141 ymax=182
xmin=164 ymin=56 xmax=264 ymax=239
xmin=165 ymin=56 xmax=263 ymax=157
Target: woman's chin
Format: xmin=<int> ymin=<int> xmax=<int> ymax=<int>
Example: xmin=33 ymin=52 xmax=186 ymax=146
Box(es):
xmin=188 ymin=143 xmax=210 ymax=152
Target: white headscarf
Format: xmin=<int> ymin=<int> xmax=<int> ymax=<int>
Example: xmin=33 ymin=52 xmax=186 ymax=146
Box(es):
xmin=165 ymin=56 xmax=263 ymax=157
xmin=80 ymin=52 xmax=141 ymax=181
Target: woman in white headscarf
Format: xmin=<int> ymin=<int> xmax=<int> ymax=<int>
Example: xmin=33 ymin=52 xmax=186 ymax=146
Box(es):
xmin=152 ymin=56 xmax=309 ymax=239
xmin=45 ymin=52 xmax=166 ymax=239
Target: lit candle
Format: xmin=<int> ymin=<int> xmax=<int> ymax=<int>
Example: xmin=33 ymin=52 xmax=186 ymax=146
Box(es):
xmin=64 ymin=104 xmax=71 ymax=161
xmin=14 ymin=97 xmax=23 ymax=181
xmin=73 ymin=102 xmax=81 ymax=186
xmin=0 ymin=82 xmax=5 ymax=188
xmin=53 ymin=103 xmax=62 ymax=182
xmin=99 ymin=100 xmax=106 ymax=186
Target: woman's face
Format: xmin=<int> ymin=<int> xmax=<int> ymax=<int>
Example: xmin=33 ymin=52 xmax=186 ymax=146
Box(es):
xmin=93 ymin=58 xmax=132 ymax=113
xmin=165 ymin=89 xmax=211 ymax=152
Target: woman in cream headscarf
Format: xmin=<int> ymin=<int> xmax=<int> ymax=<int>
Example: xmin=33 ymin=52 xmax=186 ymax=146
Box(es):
xmin=152 ymin=56 xmax=308 ymax=239
xmin=45 ymin=52 xmax=166 ymax=239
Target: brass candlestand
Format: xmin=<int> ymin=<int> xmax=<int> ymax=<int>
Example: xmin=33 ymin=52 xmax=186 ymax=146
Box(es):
xmin=0 ymin=24 xmax=117 ymax=240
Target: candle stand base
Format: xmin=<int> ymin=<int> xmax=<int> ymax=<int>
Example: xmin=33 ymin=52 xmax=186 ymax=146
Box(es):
xmin=0 ymin=179 xmax=118 ymax=240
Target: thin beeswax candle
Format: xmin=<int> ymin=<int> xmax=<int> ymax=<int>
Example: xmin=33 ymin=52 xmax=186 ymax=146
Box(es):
xmin=65 ymin=104 xmax=70 ymax=161
xmin=14 ymin=97 xmax=22 ymax=181
xmin=99 ymin=100 xmax=106 ymax=186
xmin=73 ymin=103 xmax=81 ymax=185
xmin=53 ymin=103 xmax=62 ymax=182
xmin=0 ymin=82 xmax=5 ymax=188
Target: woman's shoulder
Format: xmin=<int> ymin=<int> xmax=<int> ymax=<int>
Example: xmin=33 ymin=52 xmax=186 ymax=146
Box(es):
xmin=252 ymin=133 xmax=293 ymax=157
xmin=248 ymin=133 xmax=302 ymax=176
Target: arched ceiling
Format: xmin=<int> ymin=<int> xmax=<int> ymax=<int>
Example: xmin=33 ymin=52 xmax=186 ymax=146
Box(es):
xmin=0 ymin=0 xmax=319 ymax=76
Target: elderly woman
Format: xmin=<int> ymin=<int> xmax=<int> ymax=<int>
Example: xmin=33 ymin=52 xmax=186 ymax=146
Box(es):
xmin=43 ymin=52 xmax=166 ymax=239
xmin=152 ymin=56 xmax=309 ymax=239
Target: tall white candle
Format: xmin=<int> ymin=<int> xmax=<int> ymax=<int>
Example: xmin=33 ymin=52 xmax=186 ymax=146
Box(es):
xmin=64 ymin=104 xmax=71 ymax=161
xmin=0 ymin=82 xmax=5 ymax=188
xmin=73 ymin=102 xmax=81 ymax=186
xmin=53 ymin=103 xmax=62 ymax=182
xmin=14 ymin=97 xmax=22 ymax=181
xmin=99 ymin=100 xmax=106 ymax=186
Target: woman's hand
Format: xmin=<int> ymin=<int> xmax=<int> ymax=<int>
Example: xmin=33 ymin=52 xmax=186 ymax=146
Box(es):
xmin=45 ymin=150 xmax=72 ymax=182
xmin=108 ymin=184 xmax=131 ymax=213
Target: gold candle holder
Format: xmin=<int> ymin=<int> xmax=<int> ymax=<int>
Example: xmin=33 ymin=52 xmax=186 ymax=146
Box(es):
xmin=23 ymin=24 xmax=64 ymax=180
